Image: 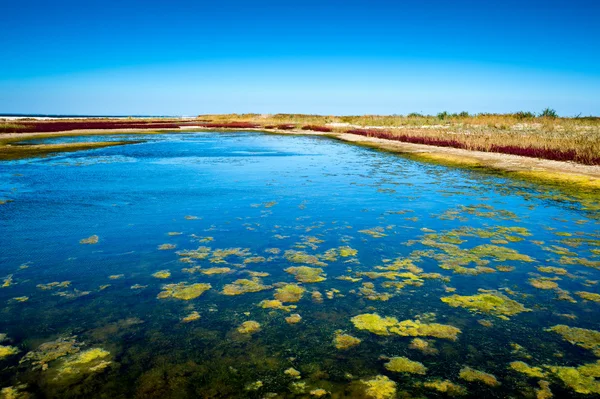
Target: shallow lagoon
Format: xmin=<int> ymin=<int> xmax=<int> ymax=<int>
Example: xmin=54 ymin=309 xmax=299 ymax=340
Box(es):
xmin=0 ymin=131 xmax=599 ymax=398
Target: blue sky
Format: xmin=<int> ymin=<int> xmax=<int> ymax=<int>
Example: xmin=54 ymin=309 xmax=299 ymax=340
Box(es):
xmin=1 ymin=0 xmax=599 ymax=116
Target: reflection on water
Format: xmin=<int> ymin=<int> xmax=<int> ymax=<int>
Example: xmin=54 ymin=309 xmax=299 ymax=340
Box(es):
xmin=0 ymin=131 xmax=599 ymax=398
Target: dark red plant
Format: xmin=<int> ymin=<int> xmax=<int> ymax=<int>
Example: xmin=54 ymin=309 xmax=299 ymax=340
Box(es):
xmin=301 ymin=125 xmax=332 ymax=132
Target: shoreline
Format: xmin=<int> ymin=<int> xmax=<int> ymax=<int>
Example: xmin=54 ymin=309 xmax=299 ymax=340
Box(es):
xmin=1 ymin=126 xmax=599 ymax=193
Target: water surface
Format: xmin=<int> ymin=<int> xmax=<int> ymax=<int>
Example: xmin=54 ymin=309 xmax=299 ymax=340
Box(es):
xmin=0 ymin=132 xmax=599 ymax=398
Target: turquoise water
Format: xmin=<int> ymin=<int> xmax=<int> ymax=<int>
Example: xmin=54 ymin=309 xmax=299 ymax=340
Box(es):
xmin=0 ymin=131 xmax=599 ymax=398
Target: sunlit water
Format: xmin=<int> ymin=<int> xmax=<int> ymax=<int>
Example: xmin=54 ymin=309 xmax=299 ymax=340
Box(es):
xmin=0 ymin=132 xmax=599 ymax=398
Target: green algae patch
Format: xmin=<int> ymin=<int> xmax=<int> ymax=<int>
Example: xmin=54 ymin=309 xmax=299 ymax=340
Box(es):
xmin=359 ymin=375 xmax=397 ymax=399
xmin=237 ymin=320 xmax=261 ymax=334
xmin=409 ymin=338 xmax=439 ymax=355
xmin=359 ymin=227 xmax=387 ymax=238
xmin=55 ymin=348 xmax=111 ymax=378
xmin=391 ymin=319 xmax=461 ymax=340
xmin=222 ymin=278 xmax=271 ymax=296
xmin=546 ymin=325 xmax=600 ymax=356
xmin=200 ymin=267 xmax=232 ymax=275
xmin=151 ymin=270 xmax=171 ymax=279
xmin=536 ymin=380 xmax=553 ymax=399
xmin=339 ymin=246 xmax=358 ymax=257
xmin=181 ymin=311 xmax=201 ymax=323
xmin=274 ymin=284 xmax=306 ymax=303
xmin=178 ymin=246 xmax=211 ymax=261
xmin=79 ymin=235 xmax=99 ymax=245
xmin=158 ymin=243 xmax=176 ymax=250
xmin=459 ymin=366 xmax=500 ymax=387
xmin=157 ymin=282 xmax=211 ymax=300
xmin=576 ymin=291 xmax=600 ymax=302
xmin=420 ymin=236 xmax=533 ymax=275
xmin=258 ymin=299 xmax=296 ymax=312
xmin=285 ymin=313 xmax=302 ymax=324
xmin=351 ymin=313 xmax=398 ymax=335
xmin=37 ymin=281 xmax=71 ymax=290
xmin=351 ymin=313 xmax=461 ymax=340
xmin=508 ymin=361 xmax=546 ymax=378
xmin=285 ymin=266 xmax=326 ymax=283
xmin=384 ymin=356 xmax=427 ymax=374
xmin=2 ymin=275 xmax=13 ymax=288
xmin=333 ymin=331 xmax=361 ymax=350
xmin=548 ymin=363 xmax=600 ymax=395
xmin=441 ymin=291 xmax=530 ymax=319
xmin=529 ymin=277 xmax=559 ymax=290
xmin=0 ymin=345 xmax=19 ymax=359
xmin=422 ymin=379 xmax=467 ymax=396
xmin=284 ymin=250 xmax=327 ymax=267
xmin=537 ymin=266 xmax=568 ymax=275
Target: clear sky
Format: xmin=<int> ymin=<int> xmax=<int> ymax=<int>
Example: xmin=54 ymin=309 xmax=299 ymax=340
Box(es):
xmin=1 ymin=0 xmax=599 ymax=116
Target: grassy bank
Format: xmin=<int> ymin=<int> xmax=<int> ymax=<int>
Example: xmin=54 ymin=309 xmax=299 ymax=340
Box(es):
xmin=0 ymin=140 xmax=139 ymax=160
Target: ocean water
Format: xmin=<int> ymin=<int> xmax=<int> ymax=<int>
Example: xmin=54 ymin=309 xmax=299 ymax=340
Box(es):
xmin=0 ymin=131 xmax=599 ymax=398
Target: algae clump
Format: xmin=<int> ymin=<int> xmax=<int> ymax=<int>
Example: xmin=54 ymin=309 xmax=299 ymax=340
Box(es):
xmin=509 ymin=361 xmax=546 ymax=378
xmin=360 ymin=375 xmax=397 ymax=399
xmin=350 ymin=313 xmax=399 ymax=336
xmin=576 ymin=291 xmax=600 ymax=303
xmin=285 ymin=314 xmax=302 ymax=324
xmin=351 ymin=313 xmax=461 ymax=340
xmin=548 ymin=364 xmax=600 ymax=394
xmin=546 ymin=325 xmax=600 ymax=355
xmin=284 ymin=367 xmax=301 ymax=379
xmin=201 ymin=267 xmax=232 ymax=275
xmin=459 ymin=366 xmax=500 ymax=386
xmin=237 ymin=321 xmax=261 ymax=334
xmin=529 ymin=278 xmax=559 ymax=290
xmin=152 ymin=270 xmax=171 ymax=279
xmin=274 ymin=284 xmax=306 ymax=303
xmin=284 ymin=250 xmax=327 ymax=267
xmin=79 ymin=235 xmax=99 ymax=244
xmin=0 ymin=345 xmax=19 ymax=359
xmin=258 ymin=299 xmax=297 ymax=312
xmin=182 ymin=311 xmax=201 ymax=323
xmin=285 ymin=266 xmax=326 ymax=283
xmin=333 ymin=331 xmax=361 ymax=350
xmin=339 ymin=246 xmax=358 ymax=257
xmin=55 ymin=348 xmax=111 ymax=378
xmin=157 ymin=283 xmax=211 ymax=300
xmin=222 ymin=278 xmax=271 ymax=296
xmin=384 ymin=356 xmax=427 ymax=374
xmin=441 ymin=291 xmax=530 ymax=319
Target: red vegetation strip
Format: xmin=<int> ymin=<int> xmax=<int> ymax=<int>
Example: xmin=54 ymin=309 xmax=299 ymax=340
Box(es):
xmin=301 ymin=125 xmax=333 ymax=132
xmin=275 ymin=124 xmax=296 ymax=130
xmin=13 ymin=121 xmax=197 ymax=133
xmin=344 ymin=128 xmax=600 ymax=165
xmin=198 ymin=122 xmax=260 ymax=128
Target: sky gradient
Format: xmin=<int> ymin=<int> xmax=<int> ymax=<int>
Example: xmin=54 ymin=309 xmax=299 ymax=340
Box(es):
xmin=1 ymin=0 xmax=599 ymax=116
